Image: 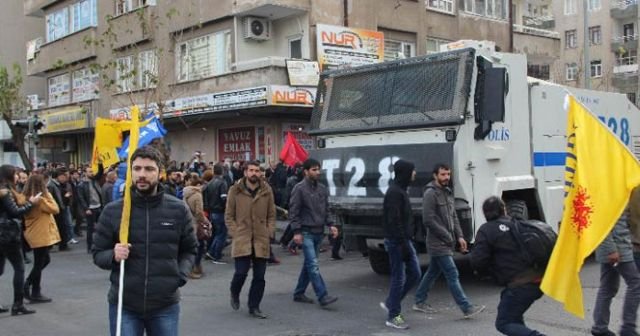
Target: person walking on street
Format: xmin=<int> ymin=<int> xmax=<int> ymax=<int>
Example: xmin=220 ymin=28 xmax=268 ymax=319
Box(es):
xmin=92 ymin=146 xmax=197 ymax=336
xmin=47 ymin=168 xmax=71 ymax=251
xmin=226 ymin=161 xmax=276 ymax=319
xmin=289 ymin=158 xmax=338 ymax=307
xmin=629 ymin=185 xmax=640 ymax=269
xmin=469 ymin=196 xmax=546 ymax=336
xmin=22 ymin=174 xmax=60 ymax=304
xmin=203 ymin=163 xmax=229 ymax=264
xmin=380 ymin=159 xmax=421 ymax=329
xmin=101 ymin=171 xmax=117 ymax=205
xmin=0 ymin=165 xmax=40 ymax=315
xmin=591 ymin=206 xmax=640 ymax=336
xmin=183 ymin=174 xmax=211 ymax=279
xmin=413 ymin=163 xmax=485 ymax=318
xmin=78 ymin=165 xmax=104 ymax=253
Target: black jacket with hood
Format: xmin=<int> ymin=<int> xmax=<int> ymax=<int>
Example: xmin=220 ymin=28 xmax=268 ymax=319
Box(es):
xmin=382 ymin=160 xmax=415 ymax=242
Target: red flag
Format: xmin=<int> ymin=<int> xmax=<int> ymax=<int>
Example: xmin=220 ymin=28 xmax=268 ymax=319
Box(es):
xmin=279 ymin=132 xmax=309 ymax=166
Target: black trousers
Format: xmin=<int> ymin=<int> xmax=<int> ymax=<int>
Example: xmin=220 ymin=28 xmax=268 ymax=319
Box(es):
xmin=54 ymin=214 xmax=69 ymax=249
xmin=26 ymin=247 xmax=51 ymax=294
xmin=0 ymin=242 xmax=25 ymax=304
xmin=85 ymin=209 xmax=101 ymax=253
xmin=230 ymin=254 xmax=267 ymax=310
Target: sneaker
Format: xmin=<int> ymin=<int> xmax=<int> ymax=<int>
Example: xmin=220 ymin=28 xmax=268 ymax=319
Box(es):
xmin=463 ymin=304 xmax=486 ymax=319
xmin=319 ymin=295 xmax=338 ymax=307
xmin=379 ymin=302 xmax=388 ymax=313
xmin=412 ymin=302 xmax=438 ymax=314
xmin=249 ymin=308 xmax=268 ymax=319
xmin=385 ymin=315 xmax=409 ymax=330
xmin=230 ymin=294 xmax=240 ymax=311
xmin=211 ymin=259 xmax=227 ymax=265
xmin=68 ymin=239 xmax=79 ymax=244
xmin=591 ymin=331 xmax=616 ymax=336
xmin=330 ymin=255 xmax=343 ymax=261
xmin=204 ymin=252 xmax=214 ymax=260
xmin=293 ymin=294 xmax=314 ymax=304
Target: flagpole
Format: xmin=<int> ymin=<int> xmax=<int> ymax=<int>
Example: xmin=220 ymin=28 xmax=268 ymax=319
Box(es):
xmin=116 ymin=261 xmax=125 ymax=336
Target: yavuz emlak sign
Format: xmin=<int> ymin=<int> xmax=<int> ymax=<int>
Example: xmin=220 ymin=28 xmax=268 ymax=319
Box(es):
xmin=218 ymin=126 xmax=256 ymax=161
xmin=316 ymin=24 xmax=384 ymax=71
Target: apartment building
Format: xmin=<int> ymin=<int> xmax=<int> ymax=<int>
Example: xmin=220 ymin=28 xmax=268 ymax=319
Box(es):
xmin=23 ymin=0 xmax=560 ymax=164
xmin=555 ymin=0 xmax=640 ymax=104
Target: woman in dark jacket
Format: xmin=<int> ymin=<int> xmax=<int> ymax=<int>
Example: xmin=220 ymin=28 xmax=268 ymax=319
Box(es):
xmin=0 ymin=165 xmax=40 ymax=315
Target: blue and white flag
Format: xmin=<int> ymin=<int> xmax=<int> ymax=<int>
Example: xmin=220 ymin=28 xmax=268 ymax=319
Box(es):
xmin=118 ymin=116 xmax=167 ymax=159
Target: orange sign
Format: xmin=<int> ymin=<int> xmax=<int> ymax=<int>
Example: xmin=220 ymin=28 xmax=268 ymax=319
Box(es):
xmin=316 ymin=24 xmax=384 ymax=71
xmin=270 ymin=86 xmax=316 ymax=107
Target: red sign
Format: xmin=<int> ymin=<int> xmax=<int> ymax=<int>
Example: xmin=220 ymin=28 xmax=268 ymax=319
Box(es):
xmin=218 ymin=127 xmax=256 ymax=161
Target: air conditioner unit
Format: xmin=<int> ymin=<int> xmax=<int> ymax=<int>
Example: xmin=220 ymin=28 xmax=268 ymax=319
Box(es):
xmin=61 ymin=139 xmax=76 ymax=153
xmin=243 ymin=16 xmax=271 ymax=41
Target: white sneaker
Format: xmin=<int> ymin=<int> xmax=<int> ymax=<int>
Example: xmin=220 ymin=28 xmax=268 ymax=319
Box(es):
xmin=379 ymin=302 xmax=388 ymax=313
xmin=68 ymin=239 xmax=79 ymax=244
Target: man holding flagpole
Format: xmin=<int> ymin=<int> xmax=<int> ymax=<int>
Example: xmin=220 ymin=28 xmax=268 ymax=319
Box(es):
xmin=92 ymin=145 xmax=197 ymax=336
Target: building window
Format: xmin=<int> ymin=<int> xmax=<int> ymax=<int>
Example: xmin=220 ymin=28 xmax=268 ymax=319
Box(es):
xmin=589 ymin=26 xmax=601 ymax=45
xmin=566 ymin=63 xmax=578 ymax=81
xmin=623 ymin=23 xmax=635 ymax=40
xmin=115 ymin=0 xmax=155 ymax=16
xmin=46 ymin=8 xmax=69 ymax=42
xmin=617 ymin=50 xmax=637 ymax=65
xmin=590 ymin=60 xmax=602 ymax=78
xmin=427 ymin=0 xmax=454 ymax=13
xmin=116 ymin=56 xmax=134 ymax=92
xmin=565 ymin=30 xmax=577 ymax=49
xmin=564 ymin=0 xmax=577 ymax=15
xmin=464 ymin=0 xmax=508 ymax=19
xmin=587 ymin=0 xmax=601 ymax=11
xmin=426 ymin=37 xmax=450 ymax=54
xmin=72 ymin=0 xmax=97 ymax=32
xmin=72 ymin=68 xmax=99 ymax=102
xmin=176 ymin=31 xmax=231 ymax=82
xmin=138 ymin=50 xmax=158 ymax=88
xmin=289 ymin=37 xmax=302 ymax=59
xmin=48 ymin=73 xmax=71 ymax=107
xmin=527 ymin=64 xmax=550 ymax=80
xmin=384 ymin=40 xmax=416 ymax=61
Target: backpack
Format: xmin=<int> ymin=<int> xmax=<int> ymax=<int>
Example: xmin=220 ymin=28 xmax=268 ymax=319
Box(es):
xmin=507 ymin=218 xmax=558 ymax=270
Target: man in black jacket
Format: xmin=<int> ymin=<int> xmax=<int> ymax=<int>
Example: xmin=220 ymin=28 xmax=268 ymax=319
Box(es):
xmin=203 ymin=163 xmax=229 ymax=263
xmin=47 ymin=167 xmax=71 ymax=251
xmin=380 ymin=159 xmax=421 ymax=330
xmin=78 ymin=164 xmax=104 ymax=253
xmin=469 ymin=196 xmax=545 ymax=336
xmin=92 ymin=146 xmax=197 ymax=336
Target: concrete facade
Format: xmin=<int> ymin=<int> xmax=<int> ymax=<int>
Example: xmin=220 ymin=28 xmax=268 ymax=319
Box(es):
xmin=23 ymin=0 xmax=559 ymax=165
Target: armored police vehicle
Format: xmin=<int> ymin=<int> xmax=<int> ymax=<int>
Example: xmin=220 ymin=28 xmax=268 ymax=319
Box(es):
xmin=308 ymin=40 xmax=640 ymax=274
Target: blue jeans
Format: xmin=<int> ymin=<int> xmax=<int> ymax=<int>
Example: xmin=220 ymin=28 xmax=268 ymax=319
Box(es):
xmin=496 ymin=283 xmax=545 ymax=336
xmin=415 ymin=254 xmax=472 ymax=313
xmin=294 ymin=232 xmax=328 ymax=300
xmin=230 ymin=254 xmax=267 ymax=310
xmin=383 ymin=239 xmax=421 ymax=320
xmin=108 ymin=303 xmax=179 ymax=336
xmin=207 ymin=213 xmax=227 ymax=260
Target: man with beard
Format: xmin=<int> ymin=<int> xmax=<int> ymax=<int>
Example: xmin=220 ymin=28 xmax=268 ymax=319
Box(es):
xmin=226 ymin=161 xmax=276 ymax=318
xmin=413 ymin=163 xmax=485 ymax=319
xmin=92 ymin=146 xmax=197 ymax=335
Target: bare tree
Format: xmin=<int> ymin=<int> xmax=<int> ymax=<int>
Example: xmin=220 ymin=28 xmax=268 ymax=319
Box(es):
xmin=0 ymin=64 xmax=32 ymax=171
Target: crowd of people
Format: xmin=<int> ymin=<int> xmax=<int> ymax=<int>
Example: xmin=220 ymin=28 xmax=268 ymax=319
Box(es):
xmin=1 ymin=147 xmax=639 ymax=336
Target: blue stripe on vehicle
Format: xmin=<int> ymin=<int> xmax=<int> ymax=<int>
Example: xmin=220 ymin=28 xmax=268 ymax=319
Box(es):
xmin=533 ymin=152 xmax=566 ymax=167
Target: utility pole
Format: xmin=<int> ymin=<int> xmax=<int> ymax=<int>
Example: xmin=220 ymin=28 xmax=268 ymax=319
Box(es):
xmin=583 ymin=0 xmax=590 ymax=89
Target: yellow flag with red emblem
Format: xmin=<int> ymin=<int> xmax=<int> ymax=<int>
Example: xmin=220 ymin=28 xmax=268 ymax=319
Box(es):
xmin=540 ymin=95 xmax=640 ymax=318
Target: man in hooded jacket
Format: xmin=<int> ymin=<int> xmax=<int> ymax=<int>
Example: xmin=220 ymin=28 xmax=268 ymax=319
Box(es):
xmin=380 ymin=159 xmax=421 ymax=329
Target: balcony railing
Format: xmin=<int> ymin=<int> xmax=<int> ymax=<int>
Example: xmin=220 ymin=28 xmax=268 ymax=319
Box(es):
xmin=616 ymin=56 xmax=638 ymax=66
xmin=512 ymin=24 xmax=559 ymax=38
xmin=522 ymin=15 xmax=555 ymax=30
xmin=612 ymin=0 xmax=638 ymax=9
xmin=612 ymin=34 xmax=639 ymax=42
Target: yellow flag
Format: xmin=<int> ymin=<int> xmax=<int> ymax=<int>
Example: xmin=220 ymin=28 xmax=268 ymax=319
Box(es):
xmin=91 ymin=117 xmax=152 ymax=172
xmin=540 ymin=95 xmax=640 ymax=318
xmin=119 ymin=106 xmax=141 ymax=245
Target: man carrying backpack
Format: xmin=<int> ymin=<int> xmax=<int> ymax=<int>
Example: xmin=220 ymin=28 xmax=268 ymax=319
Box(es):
xmin=469 ymin=196 xmax=546 ymax=336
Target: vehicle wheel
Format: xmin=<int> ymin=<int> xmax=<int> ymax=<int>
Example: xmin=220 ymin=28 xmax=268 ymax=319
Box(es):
xmin=368 ymin=248 xmax=390 ymax=275
xmin=506 ymin=199 xmax=529 ymax=220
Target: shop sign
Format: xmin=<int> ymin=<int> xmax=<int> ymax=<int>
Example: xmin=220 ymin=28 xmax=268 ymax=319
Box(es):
xmin=40 ymin=106 xmax=87 ymax=134
xmin=270 ymin=85 xmax=316 ymax=107
xmin=316 ymin=24 xmax=384 ymax=71
xmin=48 ymin=73 xmax=71 ymax=107
xmin=282 ymin=123 xmax=314 ymax=151
xmin=286 ymin=60 xmax=320 ymax=86
xmin=164 ymin=87 xmax=268 ymax=118
xmin=218 ymin=126 xmax=256 ymax=161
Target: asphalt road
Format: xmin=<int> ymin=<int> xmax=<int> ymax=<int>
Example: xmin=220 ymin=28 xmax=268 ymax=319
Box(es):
xmin=0 ymin=230 xmax=629 ymax=336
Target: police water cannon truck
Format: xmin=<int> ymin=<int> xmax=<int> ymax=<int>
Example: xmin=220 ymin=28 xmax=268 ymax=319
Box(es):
xmin=307 ymin=40 xmax=640 ymax=274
